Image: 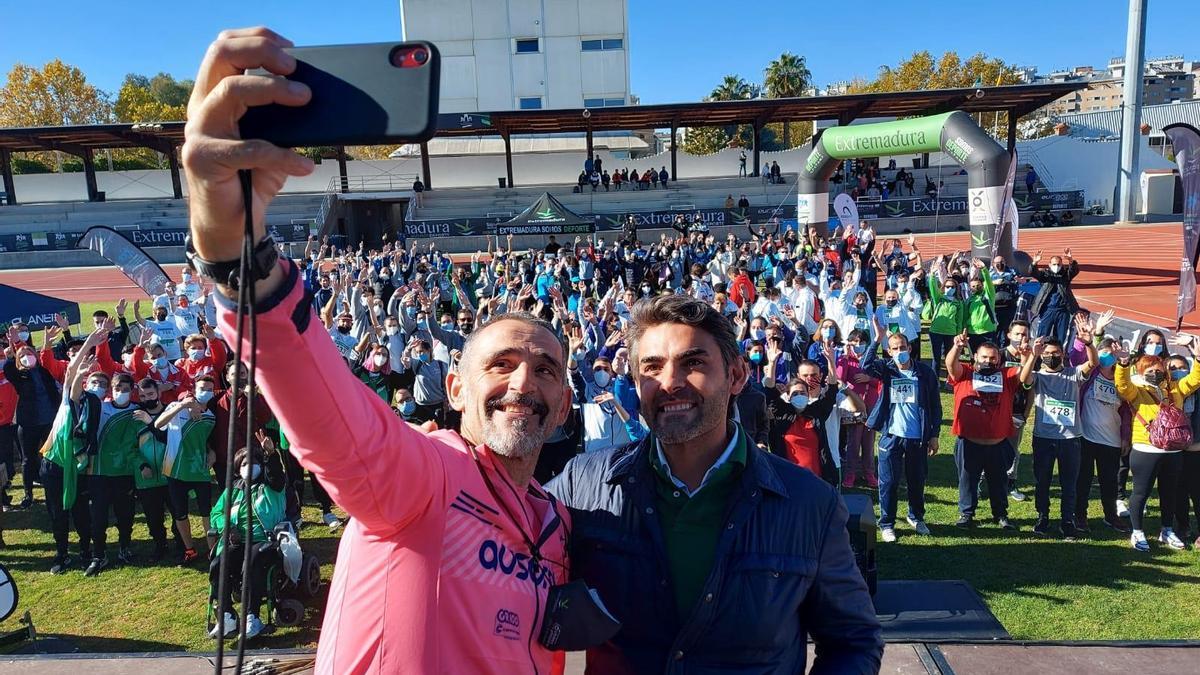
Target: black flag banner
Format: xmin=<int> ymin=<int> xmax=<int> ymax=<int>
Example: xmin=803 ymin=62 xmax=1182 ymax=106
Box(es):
xmin=78 ymin=226 xmax=172 ymax=298
xmin=1163 ymin=124 xmax=1200 ymax=327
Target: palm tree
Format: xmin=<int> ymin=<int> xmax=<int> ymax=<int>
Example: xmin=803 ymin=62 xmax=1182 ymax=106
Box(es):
xmin=709 ymin=75 xmax=756 ymax=102
xmin=764 ymin=52 xmax=811 ymax=147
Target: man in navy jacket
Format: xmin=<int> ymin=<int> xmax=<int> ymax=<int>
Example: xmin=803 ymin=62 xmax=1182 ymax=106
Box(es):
xmin=860 ymin=331 xmax=942 ymax=542
xmin=547 ymin=294 xmax=882 ymax=674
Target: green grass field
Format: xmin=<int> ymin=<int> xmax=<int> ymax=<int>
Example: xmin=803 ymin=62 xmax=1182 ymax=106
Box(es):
xmin=2 ymin=300 xmax=1198 ymax=650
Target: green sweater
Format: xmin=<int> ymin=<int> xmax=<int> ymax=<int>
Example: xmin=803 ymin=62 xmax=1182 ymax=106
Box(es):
xmin=964 ymin=271 xmax=998 ymax=335
xmin=926 ymin=276 xmax=966 ymax=335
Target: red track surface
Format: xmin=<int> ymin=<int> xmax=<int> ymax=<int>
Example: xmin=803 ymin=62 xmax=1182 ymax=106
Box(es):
xmin=2 ymin=222 xmax=1195 ymax=328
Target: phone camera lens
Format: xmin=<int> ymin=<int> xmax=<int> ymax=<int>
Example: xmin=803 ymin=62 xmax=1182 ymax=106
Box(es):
xmin=413 ymin=48 xmax=429 ymax=64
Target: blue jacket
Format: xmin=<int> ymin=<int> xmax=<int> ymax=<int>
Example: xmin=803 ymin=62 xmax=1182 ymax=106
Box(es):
xmin=860 ymin=348 xmax=942 ymax=444
xmin=545 ymin=428 xmax=882 ymax=674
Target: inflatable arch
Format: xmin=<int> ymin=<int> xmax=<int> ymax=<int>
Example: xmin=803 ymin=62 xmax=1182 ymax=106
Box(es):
xmin=796 ymin=111 xmax=1013 ymax=261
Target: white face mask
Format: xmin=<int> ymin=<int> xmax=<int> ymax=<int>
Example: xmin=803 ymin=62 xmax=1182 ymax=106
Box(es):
xmin=239 ymin=464 xmax=262 ymax=482
xmin=20 ymin=354 xmax=37 ymax=368
xmin=113 ymin=390 xmax=131 ymax=406
xmin=385 ymin=325 xmax=400 ymax=336
xmin=373 ymin=354 xmax=388 ymax=368
xmin=86 ymin=384 xmax=107 ymax=397
xmin=1049 ymin=264 xmax=1061 ymax=274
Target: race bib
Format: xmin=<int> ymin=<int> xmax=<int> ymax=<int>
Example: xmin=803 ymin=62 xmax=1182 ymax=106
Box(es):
xmin=891 ymin=377 xmax=917 ymax=404
xmin=1092 ymin=380 xmax=1119 ymax=406
xmin=972 ymin=371 xmax=1003 ymax=394
xmin=1041 ymin=398 xmax=1077 ymax=427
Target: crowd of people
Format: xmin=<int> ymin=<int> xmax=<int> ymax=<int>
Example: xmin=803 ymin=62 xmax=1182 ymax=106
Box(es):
xmin=577 ymin=154 xmax=670 ymax=193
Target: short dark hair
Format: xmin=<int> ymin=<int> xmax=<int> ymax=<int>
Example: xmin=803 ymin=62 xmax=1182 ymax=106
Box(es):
xmin=1041 ymin=337 xmax=1064 ymax=350
xmin=93 ymin=309 xmax=109 ymax=319
xmin=627 ymin=294 xmax=739 ymax=368
xmin=1007 ymin=320 xmax=1030 ymax=334
xmin=113 ymin=373 xmax=134 ymax=388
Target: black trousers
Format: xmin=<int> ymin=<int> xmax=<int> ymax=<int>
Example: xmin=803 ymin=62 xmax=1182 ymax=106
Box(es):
xmin=85 ymin=474 xmax=135 ymax=557
xmin=1174 ymin=452 xmax=1200 ymax=535
xmin=0 ymin=424 xmax=18 ymax=491
xmin=210 ymin=542 xmax=277 ymax=618
xmin=1076 ymin=439 xmax=1121 ymax=523
xmin=39 ymin=458 xmax=92 ymax=560
xmin=19 ymin=423 xmax=52 ymax=498
xmin=138 ymin=485 xmax=174 ymax=548
xmin=1128 ymin=449 xmax=1182 ymax=532
xmin=955 ymin=438 xmax=1010 ymax=520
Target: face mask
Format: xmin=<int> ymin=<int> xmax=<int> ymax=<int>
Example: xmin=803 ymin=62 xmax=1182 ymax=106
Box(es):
xmin=20 ymin=354 xmax=37 ymax=368
xmin=380 ymin=273 xmax=391 ymax=280
xmin=1144 ymin=370 xmax=1165 ymax=386
xmin=441 ymin=322 xmax=454 ymax=331
xmin=155 ymin=313 xmax=168 ymax=322
xmin=789 ymin=394 xmax=809 ymax=411
xmin=641 ymin=285 xmax=651 ymax=295
xmin=1096 ymin=351 xmax=1116 ymax=367
xmin=337 ymin=325 xmax=351 ymax=335
xmin=852 ymin=344 xmax=867 ymax=356
xmin=195 ymin=390 xmax=214 ymax=404
xmin=593 ymin=370 xmax=612 ymax=387
xmin=86 ymin=383 xmax=107 ymax=397
xmin=17 ymin=331 xmax=29 ymax=342
xmin=943 ymin=287 xmax=956 ymax=298
xmin=373 ymin=354 xmax=388 ymax=368
xmin=405 ymin=306 xmax=417 ymax=318
xmin=188 ymin=348 xmax=205 ymax=361
xmin=975 ymin=365 xmax=998 ymax=377
xmin=1049 ymin=264 xmax=1061 ymax=274
xmin=1042 ymin=354 xmax=1063 ymax=370
xmin=386 ymin=325 xmax=400 ymax=336
xmin=239 ymin=464 xmax=262 ymax=482
xmin=399 ymin=400 xmax=416 ymax=416
xmin=893 ymin=350 xmax=911 ymax=366
xmin=751 ymin=328 xmax=766 ymax=341
xmin=154 ymin=356 xmax=169 ymax=370
xmin=749 ymin=352 xmax=764 ymax=365
xmin=417 ymin=320 xmax=428 ymax=330
xmin=538 ymin=579 xmax=622 ymax=652
xmin=113 ymin=390 xmax=131 ymax=406
xmin=1172 ymin=369 xmax=1188 ymax=381
xmin=885 ymin=299 xmax=898 ymax=308
xmin=822 ymin=327 xmax=835 ymax=340
xmin=182 ymin=273 xmax=192 ymax=282
xmin=1144 ymin=342 xmax=1163 ymax=357
xmin=417 ymin=352 xmax=431 ymax=363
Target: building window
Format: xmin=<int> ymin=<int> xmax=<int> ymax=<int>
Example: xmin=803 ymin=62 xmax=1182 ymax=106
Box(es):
xmin=583 ymin=97 xmax=626 ymax=108
xmin=515 ymin=38 xmax=539 ymax=54
xmin=581 ymin=38 xmax=623 ymax=51
xmin=518 ymin=97 xmax=542 ymax=110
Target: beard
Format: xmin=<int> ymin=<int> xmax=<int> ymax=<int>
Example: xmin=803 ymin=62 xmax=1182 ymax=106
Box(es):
xmin=650 ymin=384 xmax=730 ymax=445
xmin=482 ymin=392 xmax=550 ymax=459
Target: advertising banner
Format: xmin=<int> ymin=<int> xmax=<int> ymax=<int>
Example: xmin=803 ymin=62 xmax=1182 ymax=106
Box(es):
xmin=833 ymin=193 xmax=861 ymax=236
xmin=78 ymin=226 xmax=173 ymax=298
xmin=1163 ymin=123 xmax=1200 ymax=324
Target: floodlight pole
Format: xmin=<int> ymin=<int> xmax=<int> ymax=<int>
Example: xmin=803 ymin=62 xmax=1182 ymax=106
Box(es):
xmin=1116 ymin=0 xmax=1148 ymax=223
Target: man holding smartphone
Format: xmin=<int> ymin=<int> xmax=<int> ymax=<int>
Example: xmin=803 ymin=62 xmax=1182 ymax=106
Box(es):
xmin=184 ymin=29 xmax=581 ymax=674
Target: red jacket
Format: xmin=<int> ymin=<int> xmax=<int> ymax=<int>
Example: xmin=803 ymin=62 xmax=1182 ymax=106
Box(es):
xmin=176 ymin=337 xmax=228 ymax=384
xmin=39 ymin=340 xmax=119 ymax=383
xmin=132 ymin=345 xmax=193 ymax=404
xmin=0 ymin=375 xmax=16 ymax=426
xmin=729 ymin=272 xmax=757 ymax=308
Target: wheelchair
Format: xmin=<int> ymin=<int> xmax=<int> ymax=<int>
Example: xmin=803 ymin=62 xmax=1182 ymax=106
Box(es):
xmin=206 ymin=522 xmax=322 ymax=635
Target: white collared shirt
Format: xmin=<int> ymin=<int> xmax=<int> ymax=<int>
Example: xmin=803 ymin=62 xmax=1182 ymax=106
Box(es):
xmin=654 ymin=431 xmax=740 ymax=497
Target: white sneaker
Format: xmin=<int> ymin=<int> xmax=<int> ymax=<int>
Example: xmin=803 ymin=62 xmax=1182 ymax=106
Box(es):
xmin=209 ymin=611 xmax=236 ymax=639
xmin=881 ymin=527 xmax=897 ymax=543
xmin=1160 ymin=528 xmax=1186 ymax=550
xmin=1116 ymin=499 xmax=1130 ymax=518
xmin=323 ymin=512 xmax=342 ymax=532
xmin=244 ymin=613 xmax=265 ymax=639
xmin=906 ymin=516 xmax=931 ymax=536
xmin=1130 ymin=530 xmax=1150 ymax=552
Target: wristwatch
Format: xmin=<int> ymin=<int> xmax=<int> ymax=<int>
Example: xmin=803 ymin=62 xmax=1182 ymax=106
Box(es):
xmin=185 ymin=234 xmax=278 ymax=291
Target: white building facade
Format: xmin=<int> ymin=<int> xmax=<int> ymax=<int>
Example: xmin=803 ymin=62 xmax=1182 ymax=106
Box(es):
xmin=400 ymin=0 xmax=630 ymax=114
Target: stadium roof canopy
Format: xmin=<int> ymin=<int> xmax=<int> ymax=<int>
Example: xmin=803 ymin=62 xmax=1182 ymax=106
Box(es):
xmin=0 ymin=82 xmax=1087 ymax=204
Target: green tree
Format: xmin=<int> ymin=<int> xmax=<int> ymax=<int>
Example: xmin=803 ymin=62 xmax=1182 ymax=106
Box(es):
xmin=764 ymin=52 xmax=812 ymax=147
xmin=114 ymin=80 xmax=187 ymax=123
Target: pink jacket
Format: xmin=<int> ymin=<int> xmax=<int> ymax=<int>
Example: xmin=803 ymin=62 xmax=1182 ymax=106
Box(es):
xmin=218 ymin=260 xmax=570 ymax=674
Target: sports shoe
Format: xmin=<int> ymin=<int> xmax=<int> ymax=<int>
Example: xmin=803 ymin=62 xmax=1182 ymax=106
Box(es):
xmin=50 ymin=555 xmax=72 ymax=575
xmin=1060 ymin=521 xmax=1079 ymax=541
xmin=1159 ymin=528 xmax=1186 ymax=550
xmin=244 ymin=613 xmax=265 ymax=639
xmin=841 ymin=472 xmax=857 ymax=489
xmin=906 ymin=516 xmax=931 ymax=535
xmin=1130 ymin=530 xmax=1150 ymax=552
xmin=323 ymin=512 xmax=343 ymax=532
xmin=1103 ymin=517 xmax=1130 ymax=533
xmin=880 ymin=527 xmax=897 ymax=543
xmin=1116 ymin=499 xmax=1130 ymax=518
xmin=955 ymin=515 xmax=974 ymax=528
xmin=84 ymin=556 xmax=108 ymax=577
xmin=1009 ymin=489 xmax=1027 ymax=502
xmin=209 ymin=611 xmax=236 ymax=639
xmin=1033 ymin=517 xmax=1050 ymax=537
xmin=1073 ymin=519 xmax=1091 ymax=535
xmin=995 ymin=517 xmax=1017 ymax=531
xmin=16 ymin=497 xmax=32 ymax=511
xmin=117 ymin=547 xmax=135 ymax=565
xmin=864 ymin=473 xmax=879 ymax=489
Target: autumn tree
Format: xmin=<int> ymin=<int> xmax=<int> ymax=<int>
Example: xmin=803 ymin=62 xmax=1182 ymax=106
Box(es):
xmin=114 ymin=73 xmax=189 ymax=123
xmin=0 ymin=59 xmax=111 ymax=171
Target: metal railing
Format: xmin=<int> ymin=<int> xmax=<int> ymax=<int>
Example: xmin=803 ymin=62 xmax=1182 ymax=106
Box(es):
xmin=312 ymin=173 xmax=420 ymax=238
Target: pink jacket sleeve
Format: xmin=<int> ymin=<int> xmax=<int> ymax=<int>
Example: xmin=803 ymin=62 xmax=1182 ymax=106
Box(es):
xmin=216 ymin=259 xmax=451 ymax=535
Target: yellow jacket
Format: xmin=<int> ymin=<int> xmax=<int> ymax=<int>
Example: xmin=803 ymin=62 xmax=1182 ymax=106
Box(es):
xmin=1115 ymin=359 xmax=1200 ymax=448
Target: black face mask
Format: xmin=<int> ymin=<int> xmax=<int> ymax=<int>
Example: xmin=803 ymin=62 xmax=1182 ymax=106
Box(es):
xmin=1144 ymin=371 xmax=1165 ymax=386
xmin=975 ymin=365 xmax=999 ymax=377
xmin=1042 ymin=355 xmax=1063 ymax=370
xmin=337 ymin=325 xmax=351 ymax=335
xmin=539 ymin=580 xmax=622 ymax=651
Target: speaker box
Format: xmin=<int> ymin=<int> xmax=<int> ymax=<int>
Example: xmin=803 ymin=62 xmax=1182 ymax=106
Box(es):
xmin=842 ymin=493 xmax=878 ymax=596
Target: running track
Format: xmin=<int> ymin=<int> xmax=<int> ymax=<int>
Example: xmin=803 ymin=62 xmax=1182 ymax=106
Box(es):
xmin=2 ymin=221 xmax=1196 ymax=329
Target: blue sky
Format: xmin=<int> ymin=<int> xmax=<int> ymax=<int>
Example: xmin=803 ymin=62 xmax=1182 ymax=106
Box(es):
xmin=0 ymin=0 xmax=1194 ymax=105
